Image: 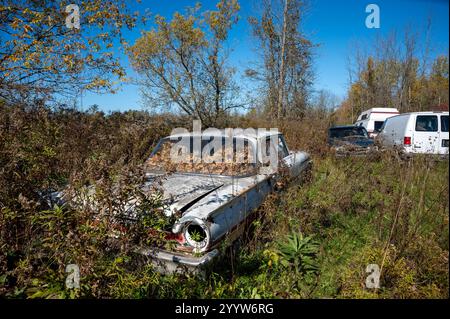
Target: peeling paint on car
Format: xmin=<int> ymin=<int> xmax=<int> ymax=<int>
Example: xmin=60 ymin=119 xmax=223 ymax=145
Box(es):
xmin=46 ymin=131 xmax=312 ymax=273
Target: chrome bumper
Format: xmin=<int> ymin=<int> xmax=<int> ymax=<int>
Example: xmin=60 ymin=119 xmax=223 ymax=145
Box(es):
xmin=136 ymin=247 xmax=220 ymax=274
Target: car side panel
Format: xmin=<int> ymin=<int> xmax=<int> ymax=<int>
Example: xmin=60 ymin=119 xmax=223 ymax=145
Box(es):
xmin=208 ymin=176 xmax=274 ymax=247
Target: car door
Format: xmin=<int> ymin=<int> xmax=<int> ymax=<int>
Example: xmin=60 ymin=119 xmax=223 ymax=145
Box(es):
xmin=439 ymin=115 xmax=449 ymax=155
xmin=413 ymin=115 xmax=439 ymax=154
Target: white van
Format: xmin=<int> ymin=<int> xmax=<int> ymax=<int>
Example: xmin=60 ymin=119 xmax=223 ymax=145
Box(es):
xmin=377 ymin=111 xmax=449 ymax=155
xmin=355 ymin=108 xmax=400 ymax=138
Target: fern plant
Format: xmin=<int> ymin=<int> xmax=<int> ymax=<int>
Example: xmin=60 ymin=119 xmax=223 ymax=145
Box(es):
xmin=276 ymin=232 xmax=319 ymax=275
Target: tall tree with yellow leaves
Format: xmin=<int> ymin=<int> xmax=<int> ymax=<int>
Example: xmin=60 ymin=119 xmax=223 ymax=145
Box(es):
xmin=0 ymin=0 xmax=142 ymax=105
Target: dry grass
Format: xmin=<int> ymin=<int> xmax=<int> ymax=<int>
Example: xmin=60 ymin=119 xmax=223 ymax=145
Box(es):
xmin=0 ymin=103 xmax=448 ymax=298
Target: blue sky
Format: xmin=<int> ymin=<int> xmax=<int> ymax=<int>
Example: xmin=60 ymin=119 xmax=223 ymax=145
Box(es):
xmin=83 ymin=0 xmax=449 ymax=112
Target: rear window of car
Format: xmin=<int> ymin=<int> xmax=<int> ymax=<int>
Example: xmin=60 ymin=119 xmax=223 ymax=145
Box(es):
xmin=145 ymin=137 xmax=257 ymax=176
xmin=329 ymin=127 xmax=368 ymax=139
xmin=415 ymin=115 xmax=438 ymax=132
xmin=441 ymin=115 xmax=449 ymax=132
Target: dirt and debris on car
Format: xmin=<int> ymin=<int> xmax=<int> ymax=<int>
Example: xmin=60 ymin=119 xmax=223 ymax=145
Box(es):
xmin=46 ymin=129 xmax=312 ymax=274
xmin=327 ymin=125 xmax=376 ymax=156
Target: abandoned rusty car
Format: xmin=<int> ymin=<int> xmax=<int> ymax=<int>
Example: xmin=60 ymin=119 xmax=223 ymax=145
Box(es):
xmin=47 ymin=129 xmax=312 ymax=273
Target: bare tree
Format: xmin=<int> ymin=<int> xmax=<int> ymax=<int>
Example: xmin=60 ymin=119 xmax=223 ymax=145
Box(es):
xmin=247 ymin=0 xmax=315 ymax=120
xmin=277 ymin=0 xmax=289 ymax=119
xmin=344 ymin=23 xmax=448 ymax=117
xmin=128 ymin=0 xmax=242 ymax=126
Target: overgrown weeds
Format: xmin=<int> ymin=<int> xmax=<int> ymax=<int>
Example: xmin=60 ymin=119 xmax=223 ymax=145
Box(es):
xmin=0 ymin=103 xmax=448 ymax=298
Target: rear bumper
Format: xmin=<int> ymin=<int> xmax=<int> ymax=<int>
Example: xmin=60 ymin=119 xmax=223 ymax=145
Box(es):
xmin=401 ymin=146 xmax=449 ymax=156
xmin=136 ymin=247 xmax=219 ymax=274
xmin=399 ymin=151 xmax=449 ymax=160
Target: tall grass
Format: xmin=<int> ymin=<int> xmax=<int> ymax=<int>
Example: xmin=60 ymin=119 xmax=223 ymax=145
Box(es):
xmin=0 ymin=103 xmax=448 ymax=298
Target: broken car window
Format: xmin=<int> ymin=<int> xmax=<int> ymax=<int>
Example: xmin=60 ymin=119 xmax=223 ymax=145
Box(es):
xmin=277 ymin=135 xmax=289 ymax=158
xmin=145 ymin=137 xmax=257 ymax=176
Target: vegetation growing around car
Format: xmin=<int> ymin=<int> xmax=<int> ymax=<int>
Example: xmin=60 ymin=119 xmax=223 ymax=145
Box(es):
xmin=0 ymin=105 xmax=447 ymax=298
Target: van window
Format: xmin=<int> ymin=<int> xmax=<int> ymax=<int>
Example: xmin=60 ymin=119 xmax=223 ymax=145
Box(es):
xmin=441 ymin=115 xmax=449 ymax=132
xmin=374 ymin=121 xmax=384 ymax=132
xmin=415 ymin=115 xmax=438 ymax=132
xmin=361 ymin=114 xmax=368 ymax=120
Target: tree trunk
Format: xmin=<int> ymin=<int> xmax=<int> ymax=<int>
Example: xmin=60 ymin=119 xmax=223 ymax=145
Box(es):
xmin=277 ymin=0 xmax=289 ymax=120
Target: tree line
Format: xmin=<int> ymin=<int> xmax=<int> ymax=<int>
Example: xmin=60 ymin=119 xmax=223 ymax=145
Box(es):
xmin=0 ymin=1 xmax=448 ymax=126
xmin=0 ymin=0 xmax=317 ymax=125
xmin=336 ymin=28 xmax=449 ymax=123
